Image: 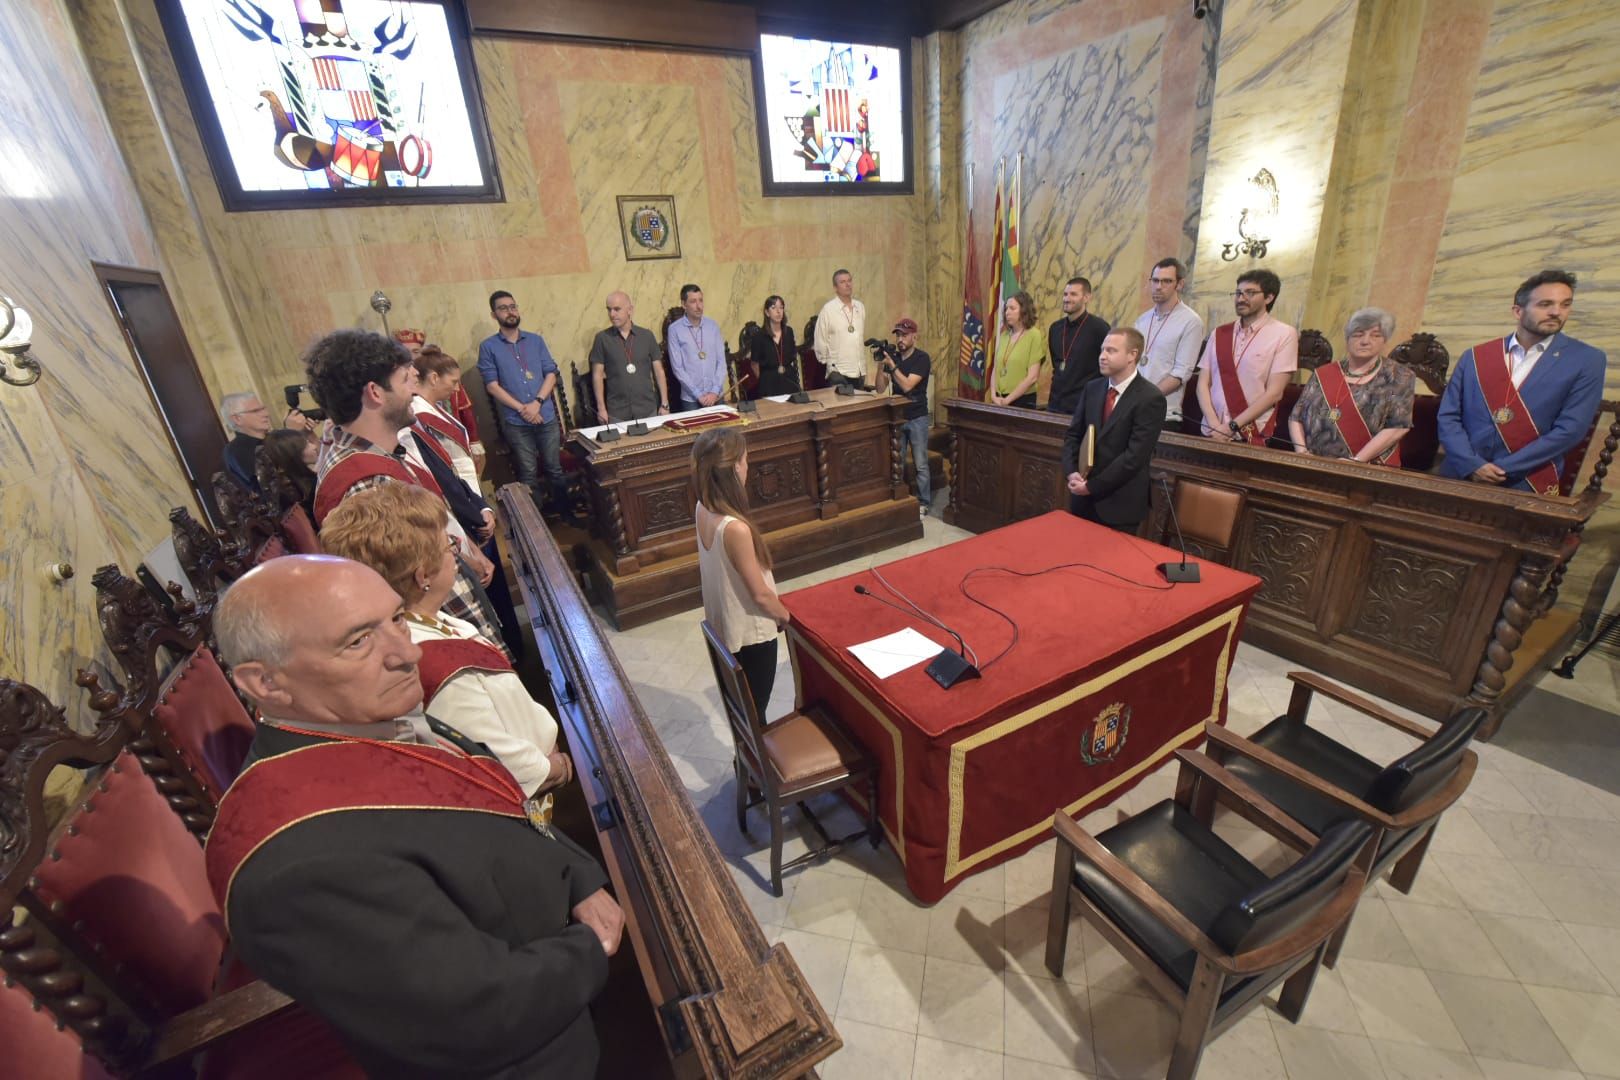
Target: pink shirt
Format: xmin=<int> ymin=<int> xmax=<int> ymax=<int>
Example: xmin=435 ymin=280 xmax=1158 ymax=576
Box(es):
xmin=1201 ymin=315 xmax=1299 ymax=431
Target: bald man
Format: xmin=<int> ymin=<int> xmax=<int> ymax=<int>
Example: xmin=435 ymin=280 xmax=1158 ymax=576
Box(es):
xmin=207 ymin=555 xmax=623 ymax=1079
xmin=588 ymin=291 xmax=669 ymax=424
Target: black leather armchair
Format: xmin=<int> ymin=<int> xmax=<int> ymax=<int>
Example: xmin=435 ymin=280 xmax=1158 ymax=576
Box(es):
xmin=1203 ymin=671 xmax=1482 ymax=965
xmin=1046 ymin=750 xmax=1373 ymax=1080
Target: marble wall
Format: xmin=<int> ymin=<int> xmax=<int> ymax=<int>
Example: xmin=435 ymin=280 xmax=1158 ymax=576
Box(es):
xmin=951 ymin=0 xmax=1220 ymax=399
xmin=108 ymin=3 xmax=930 ymax=408
xmin=0 ymin=0 xmax=217 ymax=720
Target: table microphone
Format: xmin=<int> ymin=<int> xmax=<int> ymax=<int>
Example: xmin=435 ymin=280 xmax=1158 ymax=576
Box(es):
xmin=581 ymin=398 xmax=621 ymax=443
xmin=1156 ymin=476 xmax=1201 ymax=584
xmin=852 ymin=584 xmax=980 ymax=689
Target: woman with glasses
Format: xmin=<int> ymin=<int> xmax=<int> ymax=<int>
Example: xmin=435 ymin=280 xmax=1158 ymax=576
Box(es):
xmin=1288 ymin=308 xmax=1414 ymax=465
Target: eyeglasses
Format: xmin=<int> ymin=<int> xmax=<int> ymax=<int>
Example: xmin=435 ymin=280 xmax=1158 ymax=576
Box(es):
xmin=1233 ymin=289 xmax=1266 ymax=299
xmin=493 ymin=304 xmax=519 ymax=313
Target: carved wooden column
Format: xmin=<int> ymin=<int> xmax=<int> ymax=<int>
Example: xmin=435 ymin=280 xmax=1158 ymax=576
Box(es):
xmin=811 ymin=413 xmax=838 ymax=519
xmin=945 ymin=424 xmax=963 ymax=524
xmin=1538 ymin=408 xmax=1619 ymax=614
xmin=1466 ymin=553 xmax=1559 ymax=739
xmin=888 ymin=405 xmax=908 ymax=501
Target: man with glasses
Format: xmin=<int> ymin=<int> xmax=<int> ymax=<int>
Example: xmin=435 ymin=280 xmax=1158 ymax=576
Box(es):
xmin=1195 ymin=269 xmax=1297 ymax=445
xmin=477 ymin=290 xmax=579 ymax=526
xmin=1133 ymin=258 xmax=1204 ymax=431
xmin=220 ymin=391 xmax=273 ymax=490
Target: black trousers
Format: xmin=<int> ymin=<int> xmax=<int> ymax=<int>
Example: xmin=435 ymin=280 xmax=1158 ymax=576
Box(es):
xmin=1007 ymin=392 xmax=1038 ymax=410
xmin=1068 ymin=494 xmax=1140 ymax=535
xmin=734 ymin=638 xmax=779 ymax=720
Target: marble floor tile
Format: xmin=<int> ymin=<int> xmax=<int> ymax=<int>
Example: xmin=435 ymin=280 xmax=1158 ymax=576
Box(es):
xmin=837 ymin=943 xmax=927 ymax=1034
xmin=1338 ymin=896 xmax=1420 ymax=967
xmin=774 ymin=928 xmax=854 ymax=1018
xmin=1427 ymin=854 xmax=1554 ymax=919
xmin=1471 ymin=912 xmax=1611 ymax=994
xmin=1005 ymin=901 xmax=1085 ymax=985
xmin=1382 ymin=902 xmax=1513 ymax=979
xmin=912 ymin=1034 xmax=1005 ymax=1079
xmin=1005 ymin=838 xmax=1058 ymax=908
xmin=1004 ymin=971 xmax=1094 ymax=1072
xmin=1521 ymin=863 xmax=1620 ymax=927
xmin=1373 ymin=855 xmax=1465 ymax=909
xmin=819 ymin=1017 xmax=916 ymax=1080
xmin=917 ymin=955 xmax=1006 ymax=1052
xmin=851 ymin=876 xmax=933 ymax=956
xmin=1371 ymin=1041 xmax=1483 ymax=1079
xmin=1563 ymin=922 xmax=1620 ymax=994
xmin=1472 ymin=1059 xmax=1586 ymax=1080
xmin=1087 ymin=988 xmax=1178 ymax=1079
xmin=1425 ymin=808 xmax=1506 ymax=858
xmin=1503 ymin=771 xmax=1618 ymax=822
xmin=1281 ymin=964 xmax=1367 ymax=1036
xmin=784 ymin=866 xmax=867 ymax=939
xmin=1338 ymin=959 xmax=1468 ymax=1051
xmin=1270 ymin=1026 xmax=1387 ymax=1080
xmin=1426 ymin=972 xmax=1576 ymax=1070
xmin=1522 ymin=985 xmax=1620 ymax=1077
xmin=1196 ymin=1011 xmax=1287 ymax=1080
xmin=925 ymin=891 xmax=1009 ymax=971
xmin=1002 ymin=1057 xmax=1096 ymax=1079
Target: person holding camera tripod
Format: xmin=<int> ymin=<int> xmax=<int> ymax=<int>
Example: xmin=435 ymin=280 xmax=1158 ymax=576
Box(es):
xmin=876 ymin=317 xmax=934 ymax=518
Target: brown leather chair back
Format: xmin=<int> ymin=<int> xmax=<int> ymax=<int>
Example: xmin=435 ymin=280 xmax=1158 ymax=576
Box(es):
xmin=1173 ymin=479 xmax=1246 ymax=551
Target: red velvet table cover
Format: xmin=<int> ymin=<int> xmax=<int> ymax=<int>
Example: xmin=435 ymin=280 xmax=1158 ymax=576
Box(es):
xmin=784 ymin=511 xmax=1261 ymax=902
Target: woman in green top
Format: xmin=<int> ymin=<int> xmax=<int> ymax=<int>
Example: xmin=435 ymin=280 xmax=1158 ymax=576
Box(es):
xmin=991 ymin=291 xmax=1048 ymax=408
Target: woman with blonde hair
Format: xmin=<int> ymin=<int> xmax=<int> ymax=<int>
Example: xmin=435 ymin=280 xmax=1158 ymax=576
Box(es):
xmin=990 ymin=291 xmax=1048 ymax=409
xmin=692 ymin=427 xmax=790 ymax=718
xmin=321 ymin=483 xmax=572 ymax=808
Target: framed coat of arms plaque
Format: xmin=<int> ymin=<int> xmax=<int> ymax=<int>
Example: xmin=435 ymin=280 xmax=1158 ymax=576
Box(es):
xmin=617 ymin=195 xmax=681 ymax=261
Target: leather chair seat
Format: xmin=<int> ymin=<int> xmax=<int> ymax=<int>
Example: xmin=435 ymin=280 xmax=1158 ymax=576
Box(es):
xmin=1223 ymin=717 xmax=1424 ymax=870
xmin=1072 ymin=800 xmax=1266 ymax=998
xmin=762 ymin=709 xmax=866 ymax=787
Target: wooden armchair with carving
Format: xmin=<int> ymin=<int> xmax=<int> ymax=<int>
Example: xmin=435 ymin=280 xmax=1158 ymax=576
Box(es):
xmin=734 ymin=322 xmax=761 ymax=401
xmin=212 ymin=471 xmax=288 ymax=565
xmin=89 ymin=564 xmax=256 ymax=840
xmin=170 ymin=505 xmax=249 ymax=607
xmin=798 ymin=314 xmax=827 ymax=392
xmin=0 ymin=677 xmax=359 ymax=1078
xmin=1046 ymin=749 xmax=1374 ymax=1080
xmin=1202 ymin=672 xmax=1482 ymax=965
xmin=661 ymin=306 xmax=687 ymax=406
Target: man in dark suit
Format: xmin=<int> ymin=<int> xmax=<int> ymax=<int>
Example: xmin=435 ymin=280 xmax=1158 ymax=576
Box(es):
xmin=1061 ymin=327 xmax=1167 ymax=532
xmin=207 ymin=555 xmax=622 ymax=1079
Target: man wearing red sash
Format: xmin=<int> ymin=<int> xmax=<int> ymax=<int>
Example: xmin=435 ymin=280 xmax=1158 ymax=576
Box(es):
xmin=1438 ymin=270 xmax=1607 ymax=494
xmin=1195 ymin=269 xmax=1298 ymax=446
xmin=306 ymin=329 xmax=506 ymax=653
xmin=208 ymin=556 xmax=621 ymax=1079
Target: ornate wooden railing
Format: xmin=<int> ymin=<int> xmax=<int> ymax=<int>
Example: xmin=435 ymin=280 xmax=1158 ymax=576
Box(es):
xmin=497 ymin=485 xmax=839 ymax=1077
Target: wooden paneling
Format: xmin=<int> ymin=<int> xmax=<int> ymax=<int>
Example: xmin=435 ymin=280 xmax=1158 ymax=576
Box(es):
xmin=942 ymin=398 xmax=1606 ymax=739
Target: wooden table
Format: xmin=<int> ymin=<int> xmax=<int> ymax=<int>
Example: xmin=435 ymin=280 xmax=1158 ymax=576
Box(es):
xmin=942 ymin=397 xmax=1608 ymax=738
xmin=570 ymin=389 xmax=922 ymax=628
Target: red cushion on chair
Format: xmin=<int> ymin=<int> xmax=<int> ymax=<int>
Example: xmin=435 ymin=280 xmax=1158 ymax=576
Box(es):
xmin=153 ymin=645 xmax=256 ymax=799
xmin=253 ymin=536 xmax=287 ymax=565
xmin=0 ymin=980 xmax=115 ymax=1080
xmin=30 ymin=751 xmax=227 ymax=1016
xmin=279 ymin=505 xmax=321 ymax=555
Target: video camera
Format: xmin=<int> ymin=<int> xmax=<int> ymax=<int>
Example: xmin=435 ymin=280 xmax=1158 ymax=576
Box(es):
xmin=283 ymin=384 xmax=327 ymax=424
xmin=864 ymin=337 xmax=903 ymax=365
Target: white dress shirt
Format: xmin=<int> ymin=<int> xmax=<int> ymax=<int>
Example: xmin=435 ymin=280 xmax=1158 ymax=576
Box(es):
xmin=813 ymin=296 xmax=868 ymax=379
xmin=1133 ymin=302 xmax=1204 ymax=419
xmin=1505 ymin=333 xmax=1550 ymax=389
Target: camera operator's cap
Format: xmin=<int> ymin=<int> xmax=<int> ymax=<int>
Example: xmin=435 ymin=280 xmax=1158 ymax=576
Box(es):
xmin=892 ymin=317 xmax=918 ymax=334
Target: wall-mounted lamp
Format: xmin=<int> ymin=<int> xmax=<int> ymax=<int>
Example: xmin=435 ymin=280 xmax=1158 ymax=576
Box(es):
xmin=0 ymin=294 xmax=42 ymax=386
xmin=370 ymin=290 xmax=392 ymax=336
xmin=1193 ymin=0 xmax=1215 ymax=18
xmin=1220 ymin=168 xmax=1278 ymax=262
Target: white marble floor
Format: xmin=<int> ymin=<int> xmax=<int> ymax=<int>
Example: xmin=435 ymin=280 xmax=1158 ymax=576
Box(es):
xmin=597 ymin=516 xmax=1620 ymax=1080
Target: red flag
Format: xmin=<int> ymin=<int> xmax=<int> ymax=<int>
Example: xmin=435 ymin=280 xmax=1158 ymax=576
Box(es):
xmin=983 ymin=164 xmax=1006 ymax=396
xmin=958 ymin=204 xmax=988 ymax=398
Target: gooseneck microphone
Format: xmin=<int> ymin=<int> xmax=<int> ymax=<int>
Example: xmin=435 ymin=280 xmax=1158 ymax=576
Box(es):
xmin=1156 ymin=477 xmax=1201 ymax=584
xmin=852 ymin=584 xmax=981 ymax=689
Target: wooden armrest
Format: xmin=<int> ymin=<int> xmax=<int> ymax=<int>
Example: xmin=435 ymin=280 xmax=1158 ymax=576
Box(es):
xmin=1050 ymin=811 xmax=1234 ymax=973
xmin=1287 ymin=672 xmax=1435 ymax=741
xmin=1203 ymin=725 xmax=1394 ymax=827
xmin=146 ymin=980 xmax=298 ymax=1067
xmin=1173 ymin=749 xmax=1316 ymax=853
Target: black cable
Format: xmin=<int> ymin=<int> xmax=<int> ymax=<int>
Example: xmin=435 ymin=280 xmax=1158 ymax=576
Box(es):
xmin=957 ymin=559 xmax=1175 ymax=672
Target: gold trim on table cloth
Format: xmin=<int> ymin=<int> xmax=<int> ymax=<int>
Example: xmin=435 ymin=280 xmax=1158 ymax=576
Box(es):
xmin=943 ymin=605 xmax=1242 ymax=880
xmin=786 ymin=625 xmax=909 ymax=864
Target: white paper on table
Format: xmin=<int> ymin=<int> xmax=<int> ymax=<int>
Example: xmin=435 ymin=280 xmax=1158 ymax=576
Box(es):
xmin=763 ymin=394 xmax=793 ymax=403
xmin=578 ymin=403 xmax=733 ymax=441
xmin=848 ymin=627 xmax=945 ymax=679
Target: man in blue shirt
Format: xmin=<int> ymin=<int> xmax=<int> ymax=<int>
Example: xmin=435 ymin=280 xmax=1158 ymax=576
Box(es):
xmin=477 ymin=290 xmax=579 ymax=525
xmin=666 ymin=284 xmax=727 ymax=411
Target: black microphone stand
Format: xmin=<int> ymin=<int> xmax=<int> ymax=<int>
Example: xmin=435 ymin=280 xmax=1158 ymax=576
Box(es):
xmin=1156 ymin=477 xmax=1201 ymax=583
xmin=852 ymin=584 xmax=980 ymax=689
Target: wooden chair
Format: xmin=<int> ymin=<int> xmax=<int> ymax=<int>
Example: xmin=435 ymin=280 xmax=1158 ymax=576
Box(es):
xmin=0 ymin=677 xmax=359 ymax=1078
xmin=661 ymin=306 xmax=687 ymax=406
xmin=1296 ymin=329 xmax=1333 ymax=371
xmin=0 ymin=976 xmax=116 ymax=1080
xmin=1202 ymin=672 xmax=1482 ymax=964
xmin=170 ymin=505 xmax=249 ymax=606
xmin=735 ymin=322 xmax=761 ymax=400
xmin=1046 ymin=749 xmax=1374 ymax=1080
xmin=212 ymin=471 xmax=287 ymax=565
xmin=1389 ymin=332 xmax=1451 ymax=395
xmin=89 ymin=563 xmax=256 ymax=839
xmin=1163 ymin=478 xmax=1245 ymax=564
xmin=798 ymin=315 xmax=828 ymax=392
xmin=701 ymin=621 xmax=880 ymax=896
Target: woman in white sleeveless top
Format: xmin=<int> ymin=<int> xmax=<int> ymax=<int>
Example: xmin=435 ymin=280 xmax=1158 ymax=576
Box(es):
xmin=692 ymin=428 xmax=790 ymax=718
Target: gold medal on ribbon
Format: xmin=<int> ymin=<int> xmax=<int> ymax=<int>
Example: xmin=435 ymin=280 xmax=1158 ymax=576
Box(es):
xmin=698 ymin=351 xmax=706 ymax=359
xmin=847 ymin=325 xmax=854 ymax=333
xmin=1327 ymin=408 xmax=1341 ymax=422
xmin=1493 ymin=406 xmax=1513 ymax=424
xmin=525 ymin=797 xmax=554 ymax=838
xmin=626 ymin=363 xmax=636 ymax=374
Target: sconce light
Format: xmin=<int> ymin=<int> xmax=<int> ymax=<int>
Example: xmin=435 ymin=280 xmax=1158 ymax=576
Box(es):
xmin=1220 ymin=168 xmax=1278 ymax=262
xmin=1192 ymin=0 xmax=1214 ymax=18
xmin=0 ymin=294 xmax=42 ymax=386
xmin=370 ymin=289 xmax=392 ymax=336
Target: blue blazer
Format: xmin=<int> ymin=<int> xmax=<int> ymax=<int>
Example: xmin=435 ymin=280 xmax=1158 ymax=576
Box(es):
xmin=1437 ymin=332 xmax=1607 ymax=490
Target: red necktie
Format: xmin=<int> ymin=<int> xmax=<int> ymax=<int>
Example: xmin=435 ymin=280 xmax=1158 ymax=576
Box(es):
xmin=1102 ymin=386 xmax=1118 ymax=426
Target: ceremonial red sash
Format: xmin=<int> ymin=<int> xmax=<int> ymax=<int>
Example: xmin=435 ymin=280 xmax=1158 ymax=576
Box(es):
xmin=313 ymin=451 xmax=442 ymax=525
xmin=416 ymin=404 xmax=472 ymax=455
xmin=1315 ymin=363 xmax=1400 ymax=467
xmin=1213 ymin=322 xmax=1276 ymax=445
xmin=451 ymin=386 xmax=480 ymax=443
xmin=205 ymin=739 xmax=527 ymax=921
xmin=417 ymin=635 xmax=514 ymax=704
xmin=1471 ymin=337 xmax=1560 ymax=495
xmin=409 ymin=422 xmax=455 ymax=469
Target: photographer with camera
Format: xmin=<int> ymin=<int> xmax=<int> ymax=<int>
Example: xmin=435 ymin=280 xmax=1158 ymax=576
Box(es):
xmin=875 ymin=317 xmax=934 ymax=518
xmin=219 ymin=388 xmax=323 ymax=493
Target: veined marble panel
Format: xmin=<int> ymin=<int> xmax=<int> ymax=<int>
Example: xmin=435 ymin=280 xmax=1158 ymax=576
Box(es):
xmin=1423 ymin=0 xmax=1620 ymax=395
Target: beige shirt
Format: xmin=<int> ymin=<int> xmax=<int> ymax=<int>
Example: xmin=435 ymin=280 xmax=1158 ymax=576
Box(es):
xmin=698 ymin=515 xmax=779 ymax=652
xmin=814 ymin=296 xmax=868 ymax=379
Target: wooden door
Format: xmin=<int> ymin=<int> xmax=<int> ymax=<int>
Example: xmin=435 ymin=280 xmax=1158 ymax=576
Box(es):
xmin=94 ymin=264 xmax=226 ymax=527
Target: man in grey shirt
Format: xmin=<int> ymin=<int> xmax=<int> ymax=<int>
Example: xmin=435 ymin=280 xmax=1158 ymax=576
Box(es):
xmin=589 ymin=291 xmax=670 ymax=424
xmin=1132 ymin=257 xmax=1204 ymax=430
